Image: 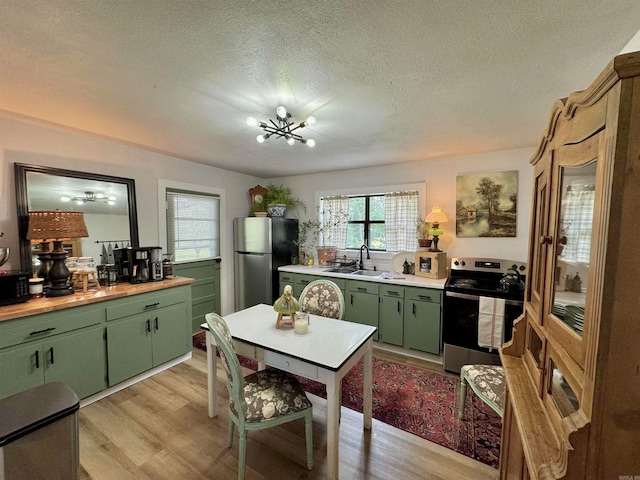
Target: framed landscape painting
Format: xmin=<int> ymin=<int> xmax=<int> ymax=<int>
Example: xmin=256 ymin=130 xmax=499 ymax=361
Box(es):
xmin=456 ymin=170 xmax=518 ymax=237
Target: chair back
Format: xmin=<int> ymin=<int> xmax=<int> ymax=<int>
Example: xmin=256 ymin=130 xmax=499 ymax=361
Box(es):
xmin=299 ymin=279 xmax=345 ymax=319
xmin=205 ymin=312 xmax=247 ymax=419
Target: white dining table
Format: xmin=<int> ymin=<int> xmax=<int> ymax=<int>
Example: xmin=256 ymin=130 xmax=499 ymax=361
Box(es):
xmin=201 ymin=303 xmax=377 ymax=480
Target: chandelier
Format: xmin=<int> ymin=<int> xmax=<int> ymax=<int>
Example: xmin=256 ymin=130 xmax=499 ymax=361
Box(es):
xmin=60 ymin=191 xmax=116 ymax=206
xmin=246 ymin=106 xmax=316 ymax=147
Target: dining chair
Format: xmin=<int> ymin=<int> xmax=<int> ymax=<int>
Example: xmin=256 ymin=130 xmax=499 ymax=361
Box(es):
xmin=299 ymin=279 xmax=345 ymax=319
xmin=458 ymin=364 xmax=506 ymax=420
xmin=205 ymin=312 xmax=314 ymax=480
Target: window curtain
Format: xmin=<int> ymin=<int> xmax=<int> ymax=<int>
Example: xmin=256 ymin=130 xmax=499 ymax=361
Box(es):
xmin=321 ymin=195 xmax=349 ymax=248
xmin=385 ymin=191 xmax=419 ymax=252
xmin=560 ymin=185 xmax=594 ymax=263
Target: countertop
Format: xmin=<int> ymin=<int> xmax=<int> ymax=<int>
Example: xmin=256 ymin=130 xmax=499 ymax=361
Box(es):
xmin=278 ymin=264 xmax=446 ymax=289
xmin=0 ymin=276 xmax=195 ymax=322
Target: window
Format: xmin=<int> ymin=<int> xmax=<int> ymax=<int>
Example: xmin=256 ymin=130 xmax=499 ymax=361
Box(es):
xmin=166 ymin=189 xmax=220 ymax=262
xmin=320 ymin=190 xmax=419 ymax=252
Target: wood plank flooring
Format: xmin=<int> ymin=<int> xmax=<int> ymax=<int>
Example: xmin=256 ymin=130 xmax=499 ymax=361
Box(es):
xmin=78 ymin=348 xmax=499 ymax=479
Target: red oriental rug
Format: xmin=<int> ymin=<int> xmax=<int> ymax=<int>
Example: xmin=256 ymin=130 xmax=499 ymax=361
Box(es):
xmin=193 ymin=332 xmax=501 ymax=469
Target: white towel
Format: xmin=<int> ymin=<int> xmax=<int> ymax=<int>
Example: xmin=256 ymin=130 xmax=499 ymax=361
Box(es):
xmin=478 ymin=296 xmax=505 ymax=350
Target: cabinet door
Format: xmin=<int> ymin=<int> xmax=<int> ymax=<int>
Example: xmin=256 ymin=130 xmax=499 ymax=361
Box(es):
xmin=346 ymin=291 xmax=379 ymax=339
xmin=0 ymin=343 xmax=43 ymax=399
xmin=44 ymin=326 xmax=107 ymax=399
xmin=152 ymin=303 xmax=190 ymax=366
xmin=293 ymin=273 xmax=315 ymax=298
xmin=379 ymin=295 xmax=404 ymax=346
xmin=107 ymin=314 xmax=153 ymax=386
xmin=404 ymin=299 xmax=441 ymax=354
xmin=528 ymin=157 xmax=551 ymax=318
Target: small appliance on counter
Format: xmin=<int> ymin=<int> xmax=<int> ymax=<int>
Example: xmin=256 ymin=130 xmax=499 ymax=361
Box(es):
xmin=0 ymin=247 xmax=29 ymax=306
xmin=113 ymin=247 xmax=132 ymax=281
xmin=148 ymin=246 xmax=163 ymax=281
xmin=129 ymin=247 xmax=150 ymax=284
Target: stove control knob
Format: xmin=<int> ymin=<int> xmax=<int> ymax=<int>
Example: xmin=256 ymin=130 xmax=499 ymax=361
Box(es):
xmin=461 ymin=261 xmax=466 ymax=266
xmin=454 ymin=260 xmax=460 ymax=266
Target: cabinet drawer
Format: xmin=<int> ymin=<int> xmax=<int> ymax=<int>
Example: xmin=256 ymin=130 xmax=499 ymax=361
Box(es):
xmin=295 ymin=274 xmax=316 ymax=287
xmin=264 ymin=350 xmax=318 ymax=380
xmin=406 ymin=287 xmax=442 ymax=304
xmin=106 ymin=288 xmax=186 ymax=321
xmin=347 ymin=280 xmax=379 ymax=295
xmin=380 ymin=285 xmax=404 ymax=298
xmin=279 ymin=272 xmax=295 ymax=284
xmin=0 ymin=304 xmax=104 ymax=350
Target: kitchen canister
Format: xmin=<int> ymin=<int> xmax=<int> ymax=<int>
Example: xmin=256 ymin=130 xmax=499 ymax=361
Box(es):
xmin=29 ymin=277 xmax=44 ymax=298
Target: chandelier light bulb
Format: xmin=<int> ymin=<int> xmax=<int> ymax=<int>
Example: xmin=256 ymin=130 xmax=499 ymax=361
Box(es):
xmin=108 ymin=196 xmax=116 ymax=201
xmin=256 ymin=134 xmax=266 ymax=143
xmin=305 ymin=115 xmax=316 ymax=126
xmin=306 ymin=138 xmax=316 ymax=147
xmin=246 ymin=116 xmax=258 ymax=127
xmin=75 ymin=200 xmax=84 ymax=205
xmin=107 ymin=200 xmax=115 ymax=205
xmin=286 ymin=136 xmax=295 ymax=146
xmin=247 ymin=106 xmax=317 ymax=146
xmin=276 ymin=105 xmax=287 ymax=119
xmin=60 ymin=196 xmax=71 ymax=202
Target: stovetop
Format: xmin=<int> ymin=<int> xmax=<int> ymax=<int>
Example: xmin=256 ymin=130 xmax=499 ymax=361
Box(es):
xmin=445 ymin=257 xmax=527 ymax=301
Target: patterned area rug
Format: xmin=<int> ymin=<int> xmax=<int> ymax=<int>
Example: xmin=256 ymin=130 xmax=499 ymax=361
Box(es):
xmin=193 ymin=332 xmax=501 ymax=468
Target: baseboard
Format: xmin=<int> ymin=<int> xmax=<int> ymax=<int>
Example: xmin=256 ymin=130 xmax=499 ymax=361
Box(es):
xmin=373 ymin=341 xmax=443 ymax=366
xmin=79 ymin=351 xmax=192 ymax=408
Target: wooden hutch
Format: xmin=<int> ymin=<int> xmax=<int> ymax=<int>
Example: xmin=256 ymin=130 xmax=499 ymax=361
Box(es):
xmin=500 ymin=51 xmax=640 ymax=478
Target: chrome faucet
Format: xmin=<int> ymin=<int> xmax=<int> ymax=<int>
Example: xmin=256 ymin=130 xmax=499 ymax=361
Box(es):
xmin=359 ymin=244 xmax=370 ymax=270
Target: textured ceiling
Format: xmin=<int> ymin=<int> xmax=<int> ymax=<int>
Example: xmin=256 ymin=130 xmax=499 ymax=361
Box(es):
xmin=1 ymin=1 xmax=639 ymax=178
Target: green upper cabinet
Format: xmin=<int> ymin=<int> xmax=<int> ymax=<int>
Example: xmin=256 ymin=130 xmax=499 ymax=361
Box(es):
xmin=404 ymin=287 xmax=442 ymax=354
xmin=379 ymin=285 xmax=404 ymax=347
xmin=173 ymin=259 xmax=220 ymax=333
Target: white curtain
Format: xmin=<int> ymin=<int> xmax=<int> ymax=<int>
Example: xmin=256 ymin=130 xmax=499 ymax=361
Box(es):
xmin=321 ymin=196 xmax=349 ymax=248
xmin=560 ymin=185 xmax=594 ymax=263
xmin=385 ymin=191 xmax=419 ymax=252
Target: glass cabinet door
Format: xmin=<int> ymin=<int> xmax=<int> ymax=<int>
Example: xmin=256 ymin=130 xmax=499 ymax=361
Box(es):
xmin=528 ymin=159 xmax=550 ymax=318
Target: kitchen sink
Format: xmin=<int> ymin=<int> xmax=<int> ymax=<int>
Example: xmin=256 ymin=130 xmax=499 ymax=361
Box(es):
xmin=350 ymin=270 xmax=382 ymax=277
xmin=323 ymin=266 xmax=358 ymax=274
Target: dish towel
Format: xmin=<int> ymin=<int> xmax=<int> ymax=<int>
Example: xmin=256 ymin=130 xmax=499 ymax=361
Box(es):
xmin=478 ymin=296 xmax=506 ymax=350
xmin=101 ymin=244 xmax=108 ymax=264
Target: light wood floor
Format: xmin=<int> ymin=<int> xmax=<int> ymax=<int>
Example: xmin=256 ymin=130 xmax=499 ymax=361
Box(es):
xmin=78 ymin=347 xmax=499 ymax=480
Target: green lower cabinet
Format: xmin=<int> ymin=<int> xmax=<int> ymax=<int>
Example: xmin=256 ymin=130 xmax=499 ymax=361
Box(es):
xmin=345 ymin=280 xmax=379 ymax=340
xmin=279 ymin=272 xmax=295 ymax=297
xmin=107 ymin=303 xmax=190 ymax=386
xmin=0 ymin=326 xmax=106 ymax=400
xmin=293 ymin=273 xmax=315 ymax=298
xmin=174 ymin=259 xmax=220 ymax=334
xmin=404 ymin=287 xmax=442 ymax=354
xmin=43 ymin=326 xmax=107 ymax=399
xmin=379 ymin=286 xmax=405 ymax=347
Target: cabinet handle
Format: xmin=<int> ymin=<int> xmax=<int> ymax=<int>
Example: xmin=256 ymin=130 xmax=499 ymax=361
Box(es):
xmin=558 ymin=236 xmax=568 ymax=246
xmin=34 ymin=350 xmax=40 ymax=369
xmin=350 ymin=294 xmax=354 ymax=305
xmin=154 ymin=317 xmax=159 ymax=331
xmin=357 ymin=287 xmax=367 ymax=292
xmin=49 ymin=347 xmax=54 ymax=365
xmin=397 ymin=301 xmax=401 ymax=313
xmin=539 ymin=235 xmax=552 ymax=245
xmin=413 ymin=303 xmax=416 ymax=315
xmin=30 ymin=327 xmax=55 ymax=336
xmin=145 ymin=302 xmax=160 ymax=310
xmin=146 ymin=319 xmax=151 ymax=333
xmin=417 ymin=295 xmax=432 ymax=301
xmin=387 ymin=291 xmax=399 ymax=296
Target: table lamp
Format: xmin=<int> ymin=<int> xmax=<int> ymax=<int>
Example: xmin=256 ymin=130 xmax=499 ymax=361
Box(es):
xmin=425 ymin=206 xmax=448 ymax=252
xmin=26 ymin=210 xmax=89 ymax=297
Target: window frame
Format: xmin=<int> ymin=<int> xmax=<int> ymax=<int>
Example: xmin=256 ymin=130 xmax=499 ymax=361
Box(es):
xmin=345 ymin=194 xmax=386 ymax=251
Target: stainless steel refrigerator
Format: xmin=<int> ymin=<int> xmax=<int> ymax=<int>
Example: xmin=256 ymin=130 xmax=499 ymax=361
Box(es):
xmin=233 ymin=217 xmax=298 ymax=310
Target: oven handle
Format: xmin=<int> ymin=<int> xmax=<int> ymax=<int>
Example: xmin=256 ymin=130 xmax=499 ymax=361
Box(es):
xmin=445 ymin=290 xmax=523 ymax=307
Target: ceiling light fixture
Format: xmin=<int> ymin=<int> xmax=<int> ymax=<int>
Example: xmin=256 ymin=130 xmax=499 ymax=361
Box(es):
xmin=247 ymin=106 xmax=316 ymax=147
xmin=60 ymin=191 xmax=116 ymax=206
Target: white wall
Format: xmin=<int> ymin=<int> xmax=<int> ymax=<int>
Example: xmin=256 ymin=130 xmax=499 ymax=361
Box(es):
xmin=271 ymin=147 xmax=535 ymax=264
xmin=0 ymin=114 xmax=262 ymax=314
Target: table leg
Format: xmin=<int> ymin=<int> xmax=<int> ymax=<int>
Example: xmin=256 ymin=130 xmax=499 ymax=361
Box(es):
xmin=206 ymin=330 xmax=218 ymax=418
xmin=363 ymin=338 xmax=373 ymax=429
xmin=325 ymin=371 xmax=341 ymax=480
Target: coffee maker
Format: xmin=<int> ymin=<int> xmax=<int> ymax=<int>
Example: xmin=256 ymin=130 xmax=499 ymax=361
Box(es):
xmin=129 ymin=248 xmax=150 ymax=284
xmin=113 ymin=247 xmax=132 ymax=281
xmin=148 ymin=247 xmax=163 ymax=281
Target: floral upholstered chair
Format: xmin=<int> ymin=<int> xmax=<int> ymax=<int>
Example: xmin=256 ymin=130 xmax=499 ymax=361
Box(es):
xmin=299 ymin=279 xmax=345 ymax=319
xmin=205 ymin=313 xmax=314 ymax=480
xmin=458 ymin=364 xmax=506 ymax=419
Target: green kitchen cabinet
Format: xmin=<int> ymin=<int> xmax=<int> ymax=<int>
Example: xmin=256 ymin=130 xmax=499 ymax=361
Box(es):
xmin=404 ymin=287 xmax=442 ymax=354
xmin=345 ymin=280 xmax=379 ymax=340
xmin=279 ymin=271 xmax=296 ymax=297
xmin=106 ymin=299 xmax=190 ymax=386
xmin=379 ymin=285 xmax=404 ymax=347
xmin=174 ymin=259 xmax=221 ymax=333
xmin=0 ymin=325 xmax=106 ymax=401
xmin=293 ymin=273 xmax=315 ymax=298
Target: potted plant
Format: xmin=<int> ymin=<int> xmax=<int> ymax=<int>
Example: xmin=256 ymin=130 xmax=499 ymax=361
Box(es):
xmin=263 ymin=183 xmax=306 ymax=218
xmin=416 ymin=216 xmax=432 ymax=248
xmin=295 ymin=218 xmax=321 ymax=265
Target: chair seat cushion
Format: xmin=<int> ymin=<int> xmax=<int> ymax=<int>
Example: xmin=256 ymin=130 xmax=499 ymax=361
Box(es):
xmin=461 ymin=364 xmax=505 ymax=414
xmin=234 ymin=368 xmax=313 ymax=423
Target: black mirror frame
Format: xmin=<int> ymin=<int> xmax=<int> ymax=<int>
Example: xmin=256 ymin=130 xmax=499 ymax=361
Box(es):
xmin=14 ymin=163 xmax=139 ymax=276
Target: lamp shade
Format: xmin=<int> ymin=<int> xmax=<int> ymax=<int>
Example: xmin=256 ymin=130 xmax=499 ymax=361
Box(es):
xmin=26 ymin=210 xmax=89 ymax=240
xmin=425 ymin=206 xmax=448 ymax=225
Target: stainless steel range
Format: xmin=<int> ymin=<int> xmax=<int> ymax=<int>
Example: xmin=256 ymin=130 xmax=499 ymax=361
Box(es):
xmin=442 ymin=257 xmax=526 ymax=373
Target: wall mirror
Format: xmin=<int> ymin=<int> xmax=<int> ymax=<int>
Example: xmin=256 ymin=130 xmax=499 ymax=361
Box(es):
xmin=15 ymin=163 xmax=139 ymax=275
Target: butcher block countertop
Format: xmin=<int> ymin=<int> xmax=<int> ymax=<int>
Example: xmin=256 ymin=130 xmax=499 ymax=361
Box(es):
xmin=0 ymin=276 xmax=194 ymax=322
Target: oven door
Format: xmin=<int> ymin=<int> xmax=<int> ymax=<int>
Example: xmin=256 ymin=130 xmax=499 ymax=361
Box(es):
xmin=443 ymin=290 xmax=523 ymax=355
